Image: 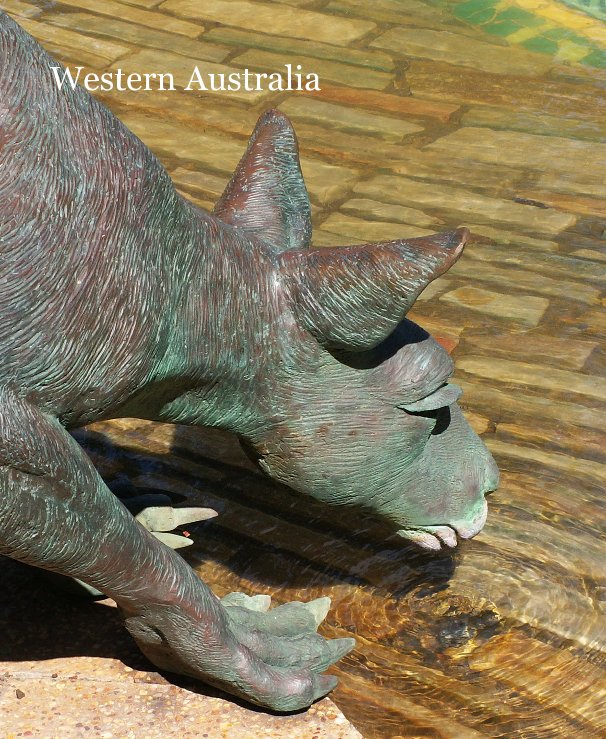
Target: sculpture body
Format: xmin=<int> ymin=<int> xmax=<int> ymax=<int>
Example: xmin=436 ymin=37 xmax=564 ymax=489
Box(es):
xmin=0 ymin=12 xmax=498 ymax=710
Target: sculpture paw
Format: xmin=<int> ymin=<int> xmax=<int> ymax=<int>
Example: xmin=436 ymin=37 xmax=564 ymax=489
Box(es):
xmin=125 ymin=593 xmax=355 ymax=712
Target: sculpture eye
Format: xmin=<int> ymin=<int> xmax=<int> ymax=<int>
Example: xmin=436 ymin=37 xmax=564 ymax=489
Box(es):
xmin=399 ymin=404 xmax=451 ymax=437
xmin=397 ymin=383 xmax=461 ymax=413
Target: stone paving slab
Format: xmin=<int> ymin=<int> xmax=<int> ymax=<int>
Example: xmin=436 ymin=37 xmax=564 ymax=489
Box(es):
xmin=370 ymin=26 xmax=553 ymax=75
xmin=49 ymin=13 xmax=231 ymax=63
xmin=449 ymin=259 xmax=601 ymax=304
xmin=306 ymin=86 xmax=461 ymax=123
xmin=319 ymin=213 xmax=434 ymax=242
xmin=461 ymin=104 xmax=606 ymax=143
xmin=2 ymin=0 xmax=41 ymax=19
xmin=204 ymin=27 xmax=396 ymax=72
xmin=573 ymin=247 xmax=606 ymax=262
xmin=354 ymin=175 xmax=577 ymax=235
xmin=515 ymin=189 xmax=606 ymax=217
xmin=458 ymin=356 xmax=606 ymax=401
xmin=426 ymin=127 xmax=606 ymax=176
xmin=462 ymin=224 xmax=559 ymax=252
xmin=485 ymin=437 xmax=606 ymax=485
xmin=461 ymin=330 xmax=597 ymax=371
xmin=99 ymin=90 xmax=260 ymax=136
xmin=298 ymin=159 xmax=363 ymax=207
xmin=339 ymin=198 xmax=444 ymax=229
xmin=234 ymin=48 xmax=393 ymax=91
xmin=457 ymin=379 xmax=604 ymax=434
xmin=406 ymin=60 xmax=606 ymax=118
xmin=111 ymin=49 xmax=276 ymax=103
xmin=160 ymin=0 xmax=375 ymax=45
xmin=18 ymin=18 xmax=130 ymax=66
xmin=280 ymin=98 xmax=424 ymax=142
xmin=117 ymin=113 xmax=248 ymax=172
xmin=536 ymin=170 xmax=606 ymax=198
xmin=56 ymin=0 xmax=204 ymax=37
xmin=440 ymin=285 xmax=549 ymax=327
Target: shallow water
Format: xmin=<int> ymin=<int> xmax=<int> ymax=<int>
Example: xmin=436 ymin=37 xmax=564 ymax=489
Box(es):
xmin=13 ymin=0 xmax=606 ymax=735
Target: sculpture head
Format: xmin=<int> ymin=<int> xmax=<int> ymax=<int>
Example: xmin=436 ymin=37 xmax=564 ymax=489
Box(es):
xmin=206 ymin=110 xmax=499 ymax=550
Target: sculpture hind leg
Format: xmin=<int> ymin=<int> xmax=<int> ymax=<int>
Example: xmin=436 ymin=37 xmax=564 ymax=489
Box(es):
xmin=0 ymin=388 xmax=353 ymax=710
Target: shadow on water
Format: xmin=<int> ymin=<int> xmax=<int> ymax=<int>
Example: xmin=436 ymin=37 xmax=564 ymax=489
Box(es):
xmin=87 ymin=424 xmax=458 ymax=600
xmin=0 ymin=423 xmax=457 ymax=665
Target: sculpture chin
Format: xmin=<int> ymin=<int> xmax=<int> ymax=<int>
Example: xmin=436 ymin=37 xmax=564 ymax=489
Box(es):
xmin=396 ymin=498 xmax=488 ymax=551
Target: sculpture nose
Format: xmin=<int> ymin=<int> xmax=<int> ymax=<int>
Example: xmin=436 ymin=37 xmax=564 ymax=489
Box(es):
xmin=451 ymin=498 xmax=488 ymax=540
xmin=482 ymin=453 xmax=500 ymax=497
xmin=450 ymin=453 xmax=498 ymax=539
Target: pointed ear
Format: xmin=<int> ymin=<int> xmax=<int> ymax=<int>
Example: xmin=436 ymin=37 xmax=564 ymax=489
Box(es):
xmin=279 ymin=228 xmax=468 ymax=352
xmin=213 ymin=109 xmax=311 ymax=252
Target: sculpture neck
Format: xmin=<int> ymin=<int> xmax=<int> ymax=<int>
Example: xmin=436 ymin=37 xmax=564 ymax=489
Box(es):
xmin=148 ymin=200 xmax=277 ymax=430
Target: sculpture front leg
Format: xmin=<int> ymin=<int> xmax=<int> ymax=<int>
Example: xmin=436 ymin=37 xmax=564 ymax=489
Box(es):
xmin=0 ymin=389 xmax=353 ymax=710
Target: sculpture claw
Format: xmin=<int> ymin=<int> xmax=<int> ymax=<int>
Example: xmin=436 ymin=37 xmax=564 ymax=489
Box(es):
xmin=151 ymin=531 xmax=194 ymax=549
xmin=397 ymin=528 xmax=442 ymax=551
xmin=314 ymin=675 xmax=338 ymax=702
xmin=302 ymin=596 xmax=331 ymax=628
xmin=135 ymin=506 xmax=218 ymax=532
xmin=221 ymin=592 xmax=272 ymax=611
xmin=425 ymin=525 xmax=458 ymax=548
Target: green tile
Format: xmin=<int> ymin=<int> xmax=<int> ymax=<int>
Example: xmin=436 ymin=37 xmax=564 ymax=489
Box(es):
xmin=494 ymin=6 xmax=544 ymax=26
xmin=582 ymin=49 xmax=606 ymax=68
xmin=521 ymin=36 xmax=559 ymax=54
xmin=453 ymin=0 xmax=498 ymax=24
xmin=541 ymin=28 xmax=591 ymax=46
xmin=454 ymin=0 xmax=499 ymax=12
xmin=484 ymin=19 xmax=521 ymax=36
xmin=543 ymin=28 xmax=589 ymax=45
xmin=542 ymin=27 xmax=573 ymax=41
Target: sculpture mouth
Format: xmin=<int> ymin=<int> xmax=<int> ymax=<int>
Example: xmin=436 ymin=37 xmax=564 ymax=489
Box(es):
xmin=396 ymin=498 xmax=488 ymax=551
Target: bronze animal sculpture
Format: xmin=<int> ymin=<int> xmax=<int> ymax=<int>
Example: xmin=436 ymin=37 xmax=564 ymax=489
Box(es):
xmin=0 ymin=12 xmax=499 ymax=711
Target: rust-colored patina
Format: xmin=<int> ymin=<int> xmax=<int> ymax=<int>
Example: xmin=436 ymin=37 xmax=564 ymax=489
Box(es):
xmin=0 ymin=12 xmax=498 ymax=711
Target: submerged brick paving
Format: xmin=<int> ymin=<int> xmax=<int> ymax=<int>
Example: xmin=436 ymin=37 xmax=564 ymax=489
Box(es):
xmin=1 ymin=1 xmax=605 ymax=737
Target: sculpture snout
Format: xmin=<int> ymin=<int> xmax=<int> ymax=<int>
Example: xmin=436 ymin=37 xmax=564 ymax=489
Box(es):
xmin=397 ymin=498 xmax=488 ymax=551
xmin=397 ymin=451 xmax=498 ymax=552
xmin=450 ymin=497 xmax=488 ymax=540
